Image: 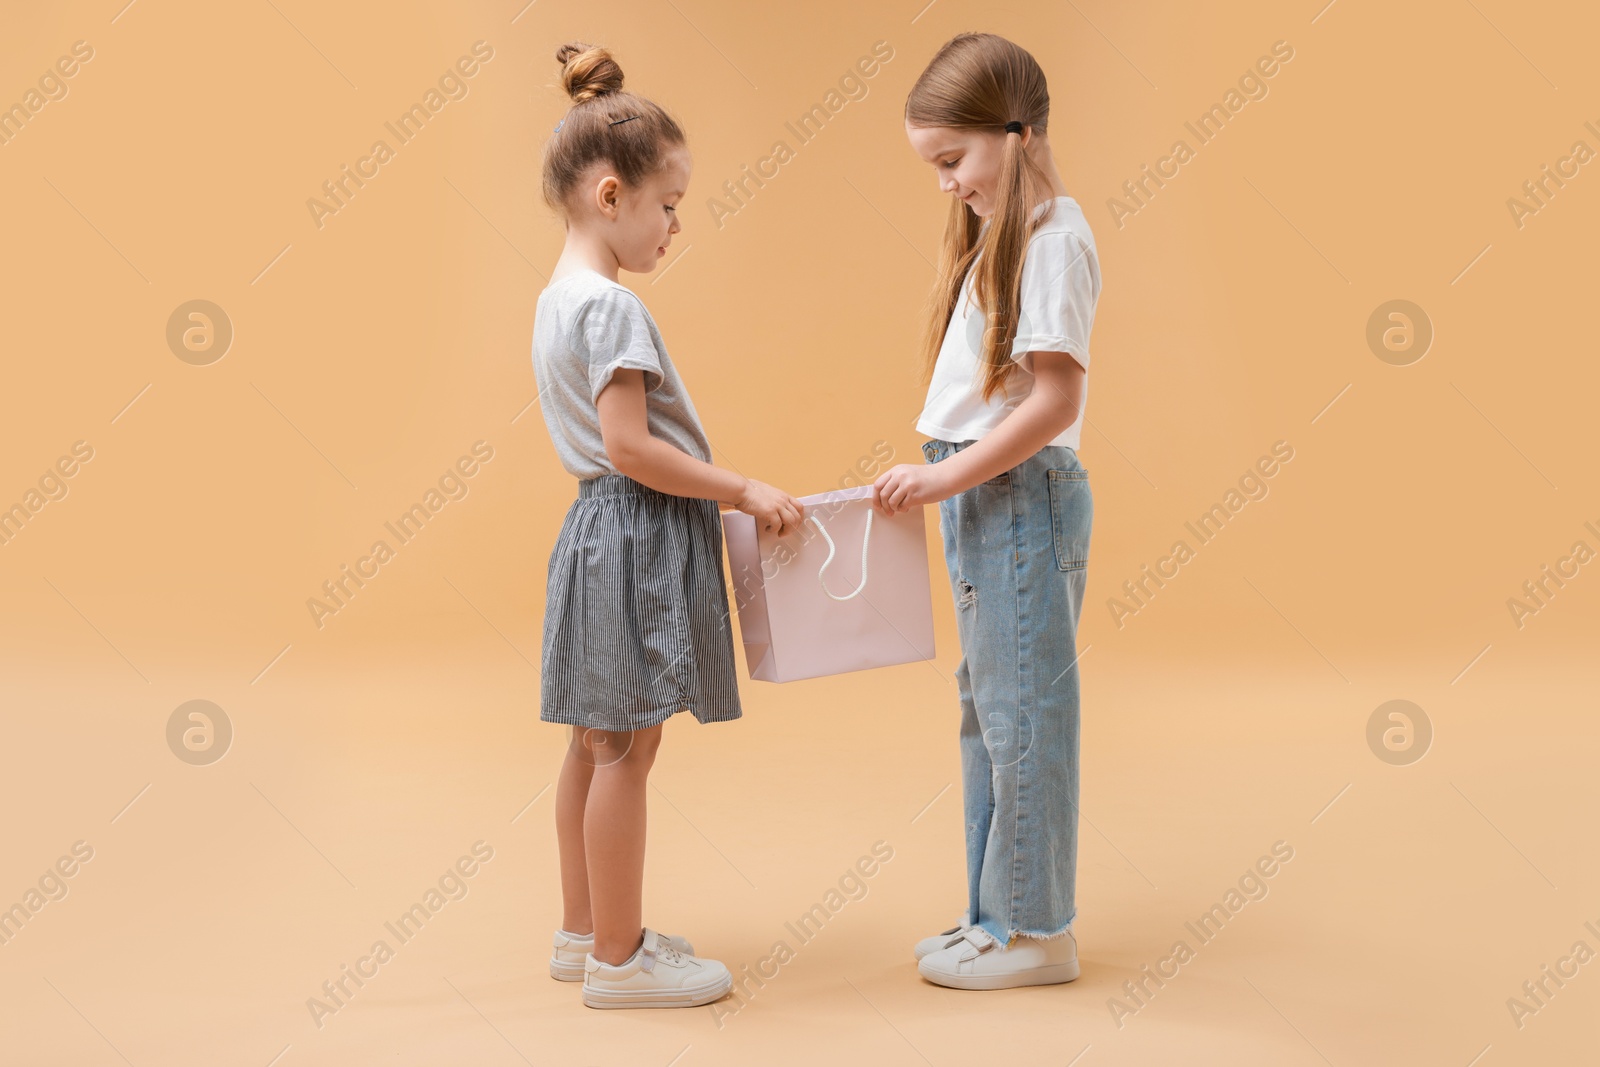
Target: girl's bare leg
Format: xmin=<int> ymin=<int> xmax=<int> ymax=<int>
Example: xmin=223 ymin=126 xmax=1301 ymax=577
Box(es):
xmin=584 ymin=724 xmax=663 ymax=965
xmin=555 ymin=726 xmax=599 ymax=935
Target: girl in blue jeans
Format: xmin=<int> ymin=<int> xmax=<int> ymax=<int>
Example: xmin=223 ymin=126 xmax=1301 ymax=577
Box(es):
xmin=873 ymin=32 xmax=1100 ymax=990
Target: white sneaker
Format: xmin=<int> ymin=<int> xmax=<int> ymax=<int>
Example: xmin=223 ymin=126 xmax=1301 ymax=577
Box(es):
xmin=550 ymin=927 xmax=696 ymax=981
xmin=912 ymin=919 xmax=973 ymax=962
xmin=582 ymin=927 xmax=732 ymax=1009
xmin=917 ymin=925 xmax=1080 ymax=990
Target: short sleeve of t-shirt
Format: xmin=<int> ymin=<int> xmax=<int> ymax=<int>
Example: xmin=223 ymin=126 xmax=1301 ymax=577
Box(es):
xmin=578 ymin=287 xmax=664 ymax=403
xmin=1010 ymin=229 xmax=1099 ymax=371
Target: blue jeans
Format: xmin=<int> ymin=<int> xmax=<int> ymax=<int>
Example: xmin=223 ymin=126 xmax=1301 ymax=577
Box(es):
xmin=922 ymin=438 xmax=1092 ymax=944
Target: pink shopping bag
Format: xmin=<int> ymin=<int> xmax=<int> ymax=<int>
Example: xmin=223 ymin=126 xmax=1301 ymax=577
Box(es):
xmin=721 ymin=484 xmax=936 ymax=682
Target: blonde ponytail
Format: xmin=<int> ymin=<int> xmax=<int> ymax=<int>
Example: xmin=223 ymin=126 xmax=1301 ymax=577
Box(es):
xmin=906 ymin=33 xmax=1054 ymax=402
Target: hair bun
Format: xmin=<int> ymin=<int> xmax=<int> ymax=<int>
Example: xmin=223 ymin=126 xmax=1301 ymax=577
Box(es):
xmin=556 ymin=42 xmax=624 ymax=103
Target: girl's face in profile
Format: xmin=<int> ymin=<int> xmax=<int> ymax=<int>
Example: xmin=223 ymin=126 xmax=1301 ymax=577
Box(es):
xmin=609 ymin=144 xmax=690 ymax=274
xmin=905 ymin=123 xmax=1012 ymax=217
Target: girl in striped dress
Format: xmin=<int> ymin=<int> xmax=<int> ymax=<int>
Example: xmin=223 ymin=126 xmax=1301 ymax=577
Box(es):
xmin=532 ymin=42 xmax=804 ymax=1009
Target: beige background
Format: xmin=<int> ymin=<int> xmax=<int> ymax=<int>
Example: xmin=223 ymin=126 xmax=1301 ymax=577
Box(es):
xmin=2 ymin=0 xmax=1596 ymax=1063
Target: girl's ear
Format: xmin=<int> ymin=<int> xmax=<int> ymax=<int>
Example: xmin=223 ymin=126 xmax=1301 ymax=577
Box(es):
xmin=593 ymin=175 xmax=622 ymax=219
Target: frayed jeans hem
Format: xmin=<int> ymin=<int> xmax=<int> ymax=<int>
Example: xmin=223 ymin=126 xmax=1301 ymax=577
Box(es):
xmin=976 ymin=918 xmax=1076 ymax=945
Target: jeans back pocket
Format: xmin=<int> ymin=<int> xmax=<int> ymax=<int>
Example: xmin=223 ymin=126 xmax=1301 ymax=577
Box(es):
xmin=1047 ymin=469 xmax=1092 ymax=571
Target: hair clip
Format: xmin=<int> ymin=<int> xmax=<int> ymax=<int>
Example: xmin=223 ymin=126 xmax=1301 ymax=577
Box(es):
xmin=553 ymin=118 xmax=565 ymax=133
xmin=609 ymin=115 xmax=639 ymax=127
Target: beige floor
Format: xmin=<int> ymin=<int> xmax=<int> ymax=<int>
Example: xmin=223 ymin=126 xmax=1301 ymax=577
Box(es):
xmin=4 ymin=643 xmax=1593 ymax=1066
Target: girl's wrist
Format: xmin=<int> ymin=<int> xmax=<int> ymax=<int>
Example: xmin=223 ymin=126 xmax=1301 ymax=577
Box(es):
xmin=932 ymin=455 xmax=973 ymax=499
xmin=725 ymin=475 xmax=753 ymax=509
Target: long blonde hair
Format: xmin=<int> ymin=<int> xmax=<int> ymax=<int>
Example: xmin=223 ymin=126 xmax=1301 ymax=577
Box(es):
xmin=906 ymin=33 xmax=1055 ymax=402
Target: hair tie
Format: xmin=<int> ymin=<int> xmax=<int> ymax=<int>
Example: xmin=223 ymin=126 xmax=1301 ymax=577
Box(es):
xmin=553 ymin=118 xmax=564 ymax=133
xmin=1004 ymin=120 xmax=1023 ymax=135
xmin=609 ymin=115 xmax=639 ymax=127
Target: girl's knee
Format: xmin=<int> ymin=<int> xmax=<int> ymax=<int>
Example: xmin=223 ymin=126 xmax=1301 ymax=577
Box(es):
xmin=587 ymin=723 xmax=661 ymax=771
xmin=626 ymin=724 xmax=663 ymax=762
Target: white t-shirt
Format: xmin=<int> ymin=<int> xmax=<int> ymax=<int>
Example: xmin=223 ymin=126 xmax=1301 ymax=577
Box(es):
xmin=531 ymin=268 xmax=712 ymax=480
xmin=915 ymin=195 xmax=1100 ymax=450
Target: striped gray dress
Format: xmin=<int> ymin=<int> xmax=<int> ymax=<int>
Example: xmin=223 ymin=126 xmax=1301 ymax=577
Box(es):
xmin=532 ymin=269 xmax=743 ymax=732
xmin=540 ymin=474 xmax=743 ymax=730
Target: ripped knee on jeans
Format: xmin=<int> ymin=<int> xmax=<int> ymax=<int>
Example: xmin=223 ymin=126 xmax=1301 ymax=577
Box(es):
xmin=957 ymin=577 xmax=976 ymax=607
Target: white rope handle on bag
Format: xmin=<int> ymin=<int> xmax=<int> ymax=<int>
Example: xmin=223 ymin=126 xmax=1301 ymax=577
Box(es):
xmin=807 ymin=509 xmax=874 ymax=601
